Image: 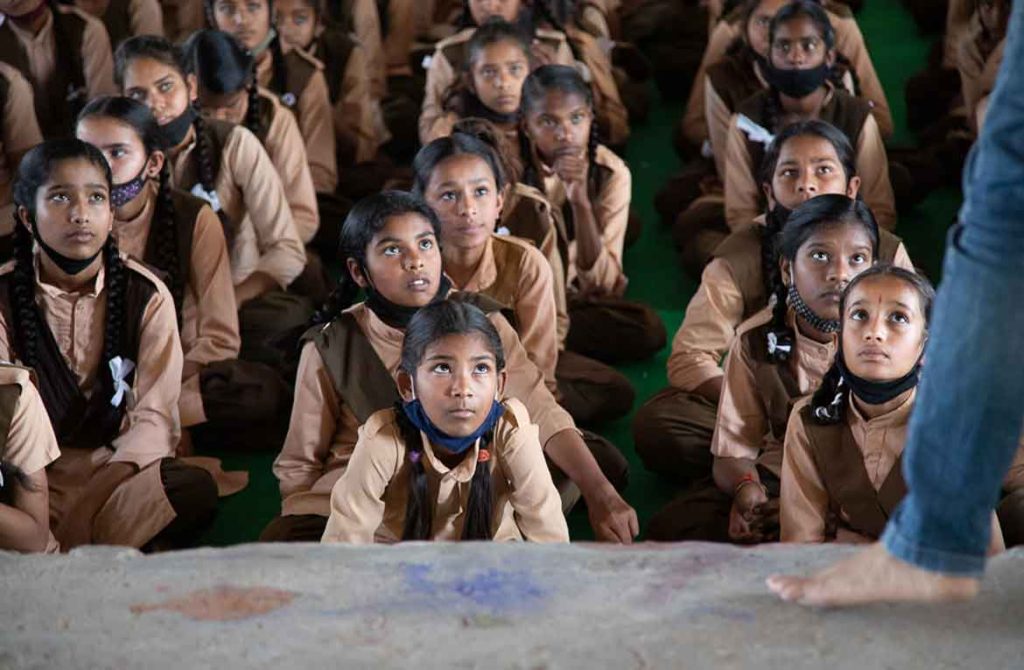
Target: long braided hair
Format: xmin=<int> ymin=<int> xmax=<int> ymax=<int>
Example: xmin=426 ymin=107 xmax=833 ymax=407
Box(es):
xmin=519 ymin=64 xmax=602 ymax=200
xmin=809 ymin=265 xmax=934 ymax=424
xmin=204 ymin=0 xmax=291 ymax=99
xmin=397 ymin=298 xmax=506 ymax=541
xmin=184 ymin=29 xmax=267 ymax=138
xmin=765 ymin=193 xmax=878 ymax=364
xmin=76 ymin=97 xmax=186 ymax=320
xmin=11 ymin=140 xmax=129 ymax=380
xmin=757 ymin=120 xmax=858 ymax=311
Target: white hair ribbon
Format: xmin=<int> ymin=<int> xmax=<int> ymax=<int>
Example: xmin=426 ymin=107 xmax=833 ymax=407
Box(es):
xmin=190 ymin=183 xmax=222 ymax=213
xmin=766 ymin=331 xmax=791 ymax=358
xmin=737 ymin=114 xmax=775 ymax=146
xmin=109 ymin=356 xmax=135 ymax=408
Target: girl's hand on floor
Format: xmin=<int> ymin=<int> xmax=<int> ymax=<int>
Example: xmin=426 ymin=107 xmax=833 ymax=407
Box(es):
xmin=728 ymin=482 xmax=768 ymax=543
xmin=587 ymin=488 xmax=639 ymax=544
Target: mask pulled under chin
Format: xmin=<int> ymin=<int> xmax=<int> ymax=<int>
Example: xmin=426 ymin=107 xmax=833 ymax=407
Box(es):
xmin=761 ymin=61 xmax=831 ymax=99
xmin=110 ymin=167 xmax=150 ymax=208
xmin=364 ymin=274 xmax=452 ymax=329
xmin=31 ymin=223 xmax=104 ymax=276
xmin=788 ymin=284 xmax=840 ymax=334
xmin=837 ymin=351 xmax=921 ymax=406
xmin=402 ymin=398 xmax=505 ymax=455
xmin=160 ymin=105 xmax=198 ymax=149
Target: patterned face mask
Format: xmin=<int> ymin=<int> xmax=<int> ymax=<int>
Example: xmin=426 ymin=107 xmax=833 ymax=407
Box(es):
xmin=110 ymin=165 xmax=149 ymax=208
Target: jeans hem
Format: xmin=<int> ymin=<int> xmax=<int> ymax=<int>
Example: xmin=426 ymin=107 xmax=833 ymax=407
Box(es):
xmin=882 ymin=524 xmax=986 ymax=577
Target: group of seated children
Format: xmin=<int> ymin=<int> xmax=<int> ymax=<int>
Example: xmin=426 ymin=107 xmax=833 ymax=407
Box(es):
xmin=1 ymin=0 xmax=1021 ymax=554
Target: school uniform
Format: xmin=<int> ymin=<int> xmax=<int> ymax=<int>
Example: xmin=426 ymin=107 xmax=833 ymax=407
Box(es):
xmin=321 ymin=398 xmax=569 ymax=543
xmin=0 ymin=255 xmax=217 ymax=550
xmin=85 ymin=0 xmax=164 ymax=51
xmin=0 ymin=4 xmax=117 ymax=139
xmin=646 ymin=305 xmax=834 ymax=542
xmin=0 ymin=364 xmax=61 ymax=552
xmin=537 ymin=144 xmax=666 ymax=364
xmin=945 ymin=0 xmax=976 ymax=68
xmin=634 ymin=222 xmax=911 ymax=484
xmin=419 ymin=26 xmax=575 ymax=144
xmin=262 ymin=299 xmax=628 ymax=541
xmin=166 ymin=120 xmax=311 ymax=375
xmin=564 ymin=24 xmax=630 ymax=148
xmin=681 ymin=3 xmax=893 ymax=150
xmin=723 ymin=86 xmax=896 ymax=231
xmin=0 ymin=63 xmax=43 ymax=244
xmin=160 ymin=0 xmax=204 ymax=42
xmin=958 ymin=19 xmax=1006 ymax=133
xmin=255 ymin=43 xmax=338 ymax=194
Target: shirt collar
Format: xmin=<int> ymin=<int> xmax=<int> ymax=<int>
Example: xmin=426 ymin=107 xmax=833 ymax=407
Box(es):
xmin=34 ymin=252 xmax=106 ymax=299
xmin=421 ymin=431 xmax=481 ymax=483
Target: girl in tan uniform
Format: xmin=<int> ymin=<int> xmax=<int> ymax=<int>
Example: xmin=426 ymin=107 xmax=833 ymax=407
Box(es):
xmin=635 ymin=121 xmax=911 ymax=486
xmin=2 ymin=138 xmax=218 ymax=551
xmin=114 ymin=36 xmax=311 ymax=382
xmin=74 ymin=97 xmax=284 ymax=464
xmin=206 ymin=0 xmax=338 ymax=194
xmin=0 ymin=0 xmax=117 ymax=138
xmin=413 ymin=130 xmax=635 ymax=424
xmin=67 ymin=0 xmax=164 ymax=50
xmin=322 ymin=298 xmax=568 ymax=544
xmin=722 ymin=1 xmax=895 ymax=232
xmin=645 ymin=194 xmax=879 ymax=542
xmin=520 ymin=65 xmax=665 ymax=364
xmin=0 ymin=364 xmax=61 ymax=552
xmin=780 ymin=264 xmax=1008 ymax=552
xmin=0 ymin=63 xmax=43 ymax=253
xmin=263 ymin=191 xmax=636 ymax=544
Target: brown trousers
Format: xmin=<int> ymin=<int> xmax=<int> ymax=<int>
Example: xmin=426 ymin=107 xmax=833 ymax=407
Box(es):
xmin=238 ymin=289 xmax=315 ymax=382
xmin=259 ymin=431 xmax=629 ymax=542
xmin=556 ymin=349 xmax=635 ymax=425
xmin=142 ymin=458 xmax=220 ymax=552
xmin=632 ymin=386 xmax=717 ymax=485
xmin=998 ymin=488 xmax=1024 ymax=548
xmin=566 ymin=297 xmax=666 ymax=364
xmin=191 ymin=359 xmax=292 ymax=452
xmin=646 ymin=469 xmax=780 ymax=543
xmin=672 ymin=198 xmax=729 ymax=282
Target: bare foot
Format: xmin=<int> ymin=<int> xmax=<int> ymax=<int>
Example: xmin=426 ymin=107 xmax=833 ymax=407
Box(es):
xmin=766 ymin=543 xmax=980 ymax=607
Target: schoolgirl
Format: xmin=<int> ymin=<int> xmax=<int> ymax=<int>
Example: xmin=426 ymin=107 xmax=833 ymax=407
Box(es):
xmin=1 ymin=138 xmax=218 ymax=550
xmin=645 ymin=194 xmax=878 ymax=542
xmin=264 ymin=191 xmax=636 ymax=544
xmin=0 ymin=63 xmax=43 ymax=251
xmin=67 ymin=0 xmax=164 ymax=50
xmin=321 ymin=298 xmax=568 ymax=543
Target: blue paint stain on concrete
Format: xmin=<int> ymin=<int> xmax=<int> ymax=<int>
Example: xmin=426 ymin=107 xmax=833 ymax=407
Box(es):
xmin=400 ymin=562 xmax=547 ymax=613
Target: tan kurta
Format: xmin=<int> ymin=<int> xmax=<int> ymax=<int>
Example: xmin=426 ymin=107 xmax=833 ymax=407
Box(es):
xmin=722 ymin=101 xmax=896 ymax=231
xmin=0 ymin=365 xmax=60 ymax=477
xmin=273 ymin=301 xmax=577 ymax=517
xmin=112 ymin=182 xmax=240 ymax=428
xmin=255 ymin=46 xmax=338 ymax=193
xmin=167 ymin=124 xmax=306 ymax=289
xmin=350 ymin=0 xmax=387 ymax=99
xmin=539 ymin=144 xmax=630 ymax=297
xmin=667 ymin=227 xmax=912 ymax=393
xmin=5 ymin=5 xmax=117 ymax=122
xmin=958 ymin=17 xmax=1005 ymax=130
xmin=781 ymin=392 xmax=913 ymax=543
xmin=419 ymin=26 xmax=575 ymax=143
xmin=258 ymin=89 xmax=319 ymax=245
xmin=704 ymin=65 xmax=765 ymax=179
xmin=711 ymin=307 xmax=835 ymax=478
xmin=0 ymin=255 xmax=184 ymax=548
xmin=0 ymin=63 xmax=43 ymax=236
xmin=119 ymin=0 xmax=164 ymax=38
xmin=383 ymin=0 xmax=417 ymax=76
xmin=451 ymin=234 xmax=560 ymax=395
xmin=681 ymin=8 xmax=893 ymax=146
xmin=321 ymin=399 xmax=569 ymax=543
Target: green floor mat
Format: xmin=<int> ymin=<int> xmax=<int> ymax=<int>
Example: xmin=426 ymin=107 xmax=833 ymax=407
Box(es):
xmin=201 ymin=0 xmax=961 ymax=546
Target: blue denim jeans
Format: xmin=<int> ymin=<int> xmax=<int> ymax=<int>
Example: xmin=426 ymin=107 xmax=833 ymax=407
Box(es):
xmin=882 ymin=0 xmax=1024 ymax=576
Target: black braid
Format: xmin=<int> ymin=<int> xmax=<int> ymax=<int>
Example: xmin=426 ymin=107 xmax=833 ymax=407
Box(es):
xmin=10 ymin=222 xmax=41 ymax=370
xmin=396 ymin=401 xmax=433 ymax=540
xmin=586 ymin=115 xmax=601 ymax=200
xmin=461 ymin=429 xmax=495 ymax=540
xmin=760 ymin=206 xmax=786 ymax=297
xmin=832 ymin=53 xmax=861 ymax=95
xmin=765 ymin=230 xmax=793 ymax=365
xmin=809 ymin=361 xmax=846 ymax=424
xmin=101 ymin=237 xmax=127 ymax=371
xmin=268 ymin=35 xmax=290 ymax=98
xmin=48 ymin=0 xmax=87 ymax=115
xmin=310 ymin=272 xmax=360 ymax=326
xmin=244 ymin=82 xmax=264 ymax=137
xmin=191 ymin=112 xmax=218 ymax=194
xmin=517 ymin=126 xmax=541 ymax=190
xmin=763 ymin=88 xmax=784 ymax=134
xmin=153 ymin=164 xmax=185 ymax=321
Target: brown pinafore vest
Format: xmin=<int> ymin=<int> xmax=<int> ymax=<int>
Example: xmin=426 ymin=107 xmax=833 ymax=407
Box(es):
xmin=736 ymin=88 xmax=872 ymax=203
xmin=176 ymin=117 xmax=238 ymax=242
xmin=712 ymin=225 xmax=904 ymax=321
xmin=141 ymin=189 xmax=202 ymax=312
xmin=800 ymin=404 xmax=908 ymax=539
xmin=267 ymin=47 xmax=317 ymax=112
xmin=0 ymin=265 xmax=157 ymax=449
xmin=706 ymin=43 xmax=764 ymax=115
xmin=96 ymin=0 xmax=132 ymax=52
xmin=743 ymin=322 xmax=805 ymax=453
xmin=501 ymin=185 xmax=568 ymax=283
xmin=314 ymin=26 xmax=356 ymax=104
xmin=0 ymin=8 xmax=87 ymax=138
xmin=304 ymin=294 xmax=506 ymax=424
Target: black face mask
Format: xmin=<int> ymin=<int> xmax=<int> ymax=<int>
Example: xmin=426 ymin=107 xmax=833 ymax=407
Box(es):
xmin=788 ymin=284 xmax=840 ymax=334
xmin=837 ymin=350 xmax=921 ymax=405
xmin=364 ymin=273 xmax=452 ymax=329
xmin=160 ymin=105 xmax=198 ymax=148
xmin=30 ymin=221 xmax=104 ymax=276
xmin=762 ymin=60 xmax=830 ymax=99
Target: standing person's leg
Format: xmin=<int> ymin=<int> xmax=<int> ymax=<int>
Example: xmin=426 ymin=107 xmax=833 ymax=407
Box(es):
xmin=768 ymin=0 xmax=1024 ymax=606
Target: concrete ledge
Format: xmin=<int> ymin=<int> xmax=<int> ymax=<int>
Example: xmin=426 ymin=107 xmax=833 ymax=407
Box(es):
xmin=2 ymin=543 xmax=1022 ymax=668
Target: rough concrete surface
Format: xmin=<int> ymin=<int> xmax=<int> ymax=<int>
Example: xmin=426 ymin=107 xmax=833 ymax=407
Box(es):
xmin=1 ymin=542 xmax=1022 ymax=669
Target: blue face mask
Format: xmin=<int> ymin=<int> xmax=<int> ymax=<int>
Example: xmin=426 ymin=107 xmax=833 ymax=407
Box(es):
xmin=401 ymin=398 xmax=504 ymax=454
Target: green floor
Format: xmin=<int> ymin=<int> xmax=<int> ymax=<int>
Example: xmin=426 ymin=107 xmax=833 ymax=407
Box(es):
xmin=200 ymin=0 xmax=959 ymax=545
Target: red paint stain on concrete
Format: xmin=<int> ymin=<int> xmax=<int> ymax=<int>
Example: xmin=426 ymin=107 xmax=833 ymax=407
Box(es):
xmin=131 ymin=586 xmax=296 ymax=621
